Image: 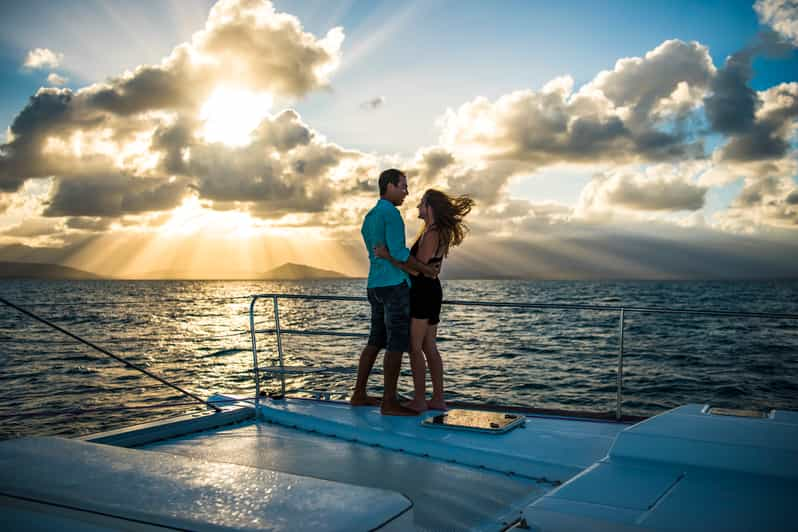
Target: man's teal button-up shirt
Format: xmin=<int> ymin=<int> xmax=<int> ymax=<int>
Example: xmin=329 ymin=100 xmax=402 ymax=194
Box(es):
xmin=361 ymin=199 xmax=411 ymax=288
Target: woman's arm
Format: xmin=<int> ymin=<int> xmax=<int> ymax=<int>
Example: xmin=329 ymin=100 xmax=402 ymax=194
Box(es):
xmin=406 ymin=254 xmax=439 ymax=278
xmin=374 ymin=234 xmax=440 ymax=278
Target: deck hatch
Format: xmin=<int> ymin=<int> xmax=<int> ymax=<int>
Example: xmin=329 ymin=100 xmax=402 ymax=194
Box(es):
xmin=421 ymin=409 xmax=525 ymax=433
xmin=707 ymin=407 xmax=769 ymax=418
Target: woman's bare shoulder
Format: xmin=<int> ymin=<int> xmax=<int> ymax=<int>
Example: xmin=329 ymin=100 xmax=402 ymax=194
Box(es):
xmin=421 ymin=229 xmax=440 ymax=246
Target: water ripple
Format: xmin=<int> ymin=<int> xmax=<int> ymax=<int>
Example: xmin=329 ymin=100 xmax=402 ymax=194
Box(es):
xmin=1 ymin=279 xmax=797 ymax=439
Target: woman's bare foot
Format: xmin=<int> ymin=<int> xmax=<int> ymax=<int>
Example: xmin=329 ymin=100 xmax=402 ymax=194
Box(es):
xmin=350 ymin=393 xmax=381 ymax=406
xmin=426 ymin=399 xmax=448 ymax=411
xmin=381 ymin=400 xmax=418 ymax=416
xmin=402 ymin=398 xmax=429 ymax=413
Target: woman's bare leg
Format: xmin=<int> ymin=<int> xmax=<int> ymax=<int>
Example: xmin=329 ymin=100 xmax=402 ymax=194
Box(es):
xmin=404 ymin=318 xmax=429 ymax=412
xmin=422 ymin=325 xmax=446 ymax=410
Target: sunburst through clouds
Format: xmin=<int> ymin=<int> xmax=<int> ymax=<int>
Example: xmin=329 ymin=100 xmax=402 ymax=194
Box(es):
xmin=0 ymin=0 xmax=797 ymax=279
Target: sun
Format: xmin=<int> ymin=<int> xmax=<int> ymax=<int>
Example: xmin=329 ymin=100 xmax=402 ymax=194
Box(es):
xmin=200 ymin=87 xmax=273 ymax=146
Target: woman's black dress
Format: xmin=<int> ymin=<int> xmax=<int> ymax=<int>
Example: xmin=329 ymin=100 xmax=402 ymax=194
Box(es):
xmin=409 ymin=239 xmax=443 ymax=325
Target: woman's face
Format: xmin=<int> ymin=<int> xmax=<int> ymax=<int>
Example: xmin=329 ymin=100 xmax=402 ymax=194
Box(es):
xmin=417 ymin=195 xmax=430 ymax=220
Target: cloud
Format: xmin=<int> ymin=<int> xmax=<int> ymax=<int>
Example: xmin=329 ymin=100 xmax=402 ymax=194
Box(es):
xmin=360 ymin=96 xmax=385 ymax=110
xmin=430 ymin=40 xmax=715 ymax=209
xmin=756 ymin=0 xmax=798 ymax=46
xmin=575 ymin=164 xmax=707 ymax=217
xmin=437 ymin=222 xmax=798 ymax=280
xmin=0 ymin=0 xmax=349 ymax=218
xmin=716 ymin=172 xmax=798 ymax=230
xmin=462 ymin=198 xmax=572 ymax=239
xmin=1 ymin=218 xmax=62 ymax=238
xmin=718 ymin=82 xmax=798 ymax=162
xmin=194 ymin=0 xmax=344 ymax=96
xmin=587 ymin=39 xmax=716 ymax=127
xmin=47 ymin=73 xmax=68 ymax=86
xmin=704 ymin=50 xmax=759 ymax=136
xmin=410 ymin=146 xmax=455 ymax=182
xmin=23 ymin=48 xmax=63 ymax=69
xmin=43 ymin=174 xmax=191 ymax=217
xmin=427 ymin=36 xmax=798 ymax=230
xmin=0 ymin=193 xmax=11 ymax=214
xmin=183 ymin=110 xmax=367 ymax=217
xmin=64 ymin=217 xmax=114 ymax=232
xmin=440 ymin=40 xmax=712 ymax=166
xmin=2 ymin=2 xmax=797 ymax=265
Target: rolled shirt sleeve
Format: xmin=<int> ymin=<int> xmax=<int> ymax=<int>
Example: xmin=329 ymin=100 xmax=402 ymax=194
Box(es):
xmin=362 ymin=199 xmax=411 ymax=288
xmin=384 ymin=208 xmax=410 ymax=262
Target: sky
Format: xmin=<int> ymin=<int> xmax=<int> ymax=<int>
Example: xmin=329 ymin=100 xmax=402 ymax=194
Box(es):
xmin=0 ymin=0 xmax=797 ymax=279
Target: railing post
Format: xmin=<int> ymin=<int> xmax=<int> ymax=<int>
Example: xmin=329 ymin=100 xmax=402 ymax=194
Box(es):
xmin=249 ymin=296 xmax=260 ymax=411
xmin=616 ymin=308 xmax=625 ymax=421
xmin=273 ymin=295 xmax=286 ymax=396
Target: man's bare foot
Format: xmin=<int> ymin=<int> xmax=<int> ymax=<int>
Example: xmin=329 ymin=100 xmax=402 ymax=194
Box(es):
xmin=350 ymin=394 xmax=381 ymax=406
xmin=427 ymin=399 xmax=448 ymax=410
xmin=380 ymin=401 xmax=418 ymax=416
xmin=402 ymin=399 xmax=429 ymax=413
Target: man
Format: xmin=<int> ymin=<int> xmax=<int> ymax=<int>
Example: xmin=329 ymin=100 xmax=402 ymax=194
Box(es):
xmin=351 ymin=168 xmax=440 ymax=416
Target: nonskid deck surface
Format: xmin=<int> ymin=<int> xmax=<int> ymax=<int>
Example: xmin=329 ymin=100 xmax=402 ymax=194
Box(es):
xmin=247 ymin=397 xmax=628 ymax=481
xmin=140 ymin=398 xmax=628 ymax=530
xmin=166 ymin=399 xmax=795 ymax=531
xmin=523 ymin=404 xmax=798 ymax=531
xmin=4 ymin=398 xmax=795 ymax=531
xmin=143 ymin=417 xmax=549 ymax=531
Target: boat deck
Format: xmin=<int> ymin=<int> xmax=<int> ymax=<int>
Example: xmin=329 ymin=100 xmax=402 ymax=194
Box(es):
xmin=2 ymin=398 xmax=795 ymax=531
xmin=140 ymin=398 xmax=628 ymax=530
xmin=0 ymin=435 xmax=413 ymax=531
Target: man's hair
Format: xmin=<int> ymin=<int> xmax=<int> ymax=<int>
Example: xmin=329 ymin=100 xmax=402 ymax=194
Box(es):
xmin=378 ymin=168 xmax=405 ymax=196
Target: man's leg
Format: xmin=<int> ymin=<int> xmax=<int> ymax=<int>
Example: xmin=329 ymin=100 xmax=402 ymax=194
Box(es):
xmin=379 ymin=349 xmax=412 ymax=415
xmin=380 ymin=284 xmax=416 ymax=416
xmin=351 ymin=288 xmax=385 ymax=406
xmin=351 ymin=344 xmax=381 ymax=406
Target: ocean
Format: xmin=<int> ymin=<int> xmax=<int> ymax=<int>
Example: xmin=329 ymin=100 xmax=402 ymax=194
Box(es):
xmin=1 ymin=279 xmax=797 ymax=440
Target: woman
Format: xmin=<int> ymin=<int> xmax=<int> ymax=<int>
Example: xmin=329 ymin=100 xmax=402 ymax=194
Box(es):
xmin=375 ymin=189 xmax=474 ymax=412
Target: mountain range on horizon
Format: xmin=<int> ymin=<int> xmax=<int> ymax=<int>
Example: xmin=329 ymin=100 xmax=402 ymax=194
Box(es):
xmin=0 ymin=261 xmax=350 ymax=281
xmin=2 ymin=257 xmax=798 ymax=281
xmin=0 ymin=261 xmax=103 ymax=280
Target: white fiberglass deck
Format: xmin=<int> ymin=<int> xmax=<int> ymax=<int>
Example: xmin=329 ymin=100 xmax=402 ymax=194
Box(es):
xmin=248 ymin=397 xmax=624 ymax=481
xmin=3 ymin=398 xmax=795 ymax=531
xmin=0 ymin=436 xmax=412 ymax=531
xmin=141 ymin=398 xmax=628 ymax=530
xmin=145 ymin=399 xmax=797 ymax=531
xmin=524 ymin=404 xmax=797 ymax=531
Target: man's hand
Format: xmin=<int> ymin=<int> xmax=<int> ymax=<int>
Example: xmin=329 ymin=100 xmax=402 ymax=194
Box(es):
xmin=374 ymin=244 xmax=390 ymax=259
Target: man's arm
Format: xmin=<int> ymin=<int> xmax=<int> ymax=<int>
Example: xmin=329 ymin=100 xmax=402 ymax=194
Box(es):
xmin=405 ymin=254 xmax=440 ymax=278
xmin=383 ymin=209 xmax=410 ymax=263
xmin=378 ymin=251 xmax=420 ymax=276
xmin=382 ymin=209 xmax=439 ymax=278
xmin=375 ymin=245 xmax=440 ymax=278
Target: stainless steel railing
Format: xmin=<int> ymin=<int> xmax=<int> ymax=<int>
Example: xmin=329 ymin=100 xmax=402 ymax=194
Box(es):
xmin=248 ymin=293 xmax=798 ymax=419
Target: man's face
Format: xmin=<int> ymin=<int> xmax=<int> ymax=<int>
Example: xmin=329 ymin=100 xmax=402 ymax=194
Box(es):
xmin=386 ymin=174 xmax=408 ymax=206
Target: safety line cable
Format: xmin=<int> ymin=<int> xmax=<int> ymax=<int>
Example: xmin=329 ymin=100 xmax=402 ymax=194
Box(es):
xmin=0 ymin=296 xmax=222 ymax=413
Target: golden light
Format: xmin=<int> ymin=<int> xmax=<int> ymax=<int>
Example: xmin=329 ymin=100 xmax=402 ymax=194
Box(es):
xmin=60 ymin=198 xmax=366 ymax=279
xmin=156 ymin=197 xmax=290 ymax=240
xmin=200 ymin=87 xmax=273 ymax=146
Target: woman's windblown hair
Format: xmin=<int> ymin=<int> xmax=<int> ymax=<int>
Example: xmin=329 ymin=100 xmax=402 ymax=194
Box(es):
xmin=423 ymin=189 xmax=474 ymax=256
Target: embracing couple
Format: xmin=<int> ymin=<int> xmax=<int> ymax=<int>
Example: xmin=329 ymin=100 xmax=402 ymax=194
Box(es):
xmin=350 ymin=168 xmax=473 ymax=416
